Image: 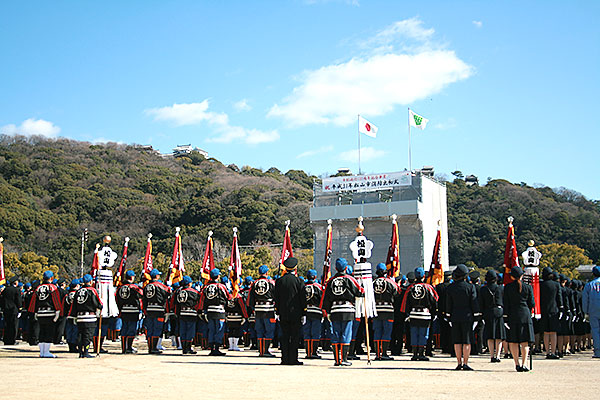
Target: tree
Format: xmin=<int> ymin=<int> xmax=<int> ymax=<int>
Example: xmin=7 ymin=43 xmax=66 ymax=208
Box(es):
xmin=536 ymin=243 xmax=592 ymax=279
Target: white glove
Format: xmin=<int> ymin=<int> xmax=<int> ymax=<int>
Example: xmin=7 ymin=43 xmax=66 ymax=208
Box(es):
xmin=164 ymin=313 xmax=170 ymax=322
xmin=327 ymin=315 xmax=331 ymax=322
xmin=275 ymin=314 xmax=280 ymax=322
xmin=559 ymin=312 xmax=563 ymax=320
xmin=448 ymin=321 xmax=452 ymax=327
xmin=53 ymin=311 xmax=60 ymax=322
xmin=95 ymin=309 xmax=101 ymax=318
xmin=504 ymin=323 xmax=510 ymax=330
xmin=17 ymin=312 xmax=21 ymax=319
xmin=34 ymin=314 xmax=38 ymax=321
xmin=472 ymin=321 xmax=478 ymax=331
xmin=241 ymin=318 xmax=247 ymax=325
xmin=301 ymin=316 xmax=307 ymax=325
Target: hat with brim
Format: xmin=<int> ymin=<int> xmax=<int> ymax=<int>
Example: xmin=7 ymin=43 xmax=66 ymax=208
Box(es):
xmin=453 ymin=264 xmax=468 ymax=279
xmin=8 ymin=276 xmax=19 ymax=284
xmin=283 ymin=257 xmax=298 ymax=270
xmin=510 ymin=266 xmax=524 ymax=279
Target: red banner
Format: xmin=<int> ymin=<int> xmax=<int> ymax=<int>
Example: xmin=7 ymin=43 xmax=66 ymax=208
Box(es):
xmin=229 ymin=228 xmax=242 ymax=297
xmin=201 ymin=232 xmax=214 ymax=282
xmin=113 ymin=237 xmax=129 ymax=287
xmin=503 ymin=222 xmax=519 ymax=285
xmin=322 ymin=223 xmax=332 ymax=284
xmin=280 ymin=222 xmax=294 ymax=274
xmin=167 ymin=228 xmax=185 ymax=285
xmin=0 ymin=240 xmax=5 ymax=286
xmin=426 ymin=228 xmax=443 ymax=286
xmin=385 ymin=218 xmax=400 ymax=278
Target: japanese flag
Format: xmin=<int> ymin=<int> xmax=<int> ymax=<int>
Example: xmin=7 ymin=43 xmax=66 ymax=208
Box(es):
xmin=358 ymin=116 xmax=378 ymax=138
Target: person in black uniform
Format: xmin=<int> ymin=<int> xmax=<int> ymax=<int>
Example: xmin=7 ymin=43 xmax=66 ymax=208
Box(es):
xmin=445 ymin=264 xmax=479 ymax=371
xmin=480 ymin=270 xmax=505 ymax=362
xmin=321 ymin=258 xmax=365 ymax=366
xmin=539 ymin=267 xmax=562 ymax=359
xmin=372 ymin=263 xmax=401 ymax=361
xmin=69 ymin=274 xmax=103 ymax=358
xmin=401 ymin=267 xmax=438 ymax=361
xmin=28 ymin=270 xmax=62 ymax=358
xmin=436 ymin=271 xmax=453 ymax=354
xmin=389 ymin=275 xmax=406 ymax=356
xmin=200 ymin=268 xmax=231 ymax=356
xmin=116 ymin=270 xmax=143 ymax=354
xmin=469 ymin=271 xmax=484 ymax=355
xmin=63 ymin=279 xmax=80 ymax=353
xmin=225 ymin=285 xmax=248 ymax=352
xmin=503 ymin=267 xmax=535 ymax=372
xmin=143 ymin=269 xmax=170 ymax=354
xmin=53 ymin=278 xmax=68 ymax=345
xmin=174 ymin=275 xmax=201 ymax=355
xmin=274 ymin=257 xmax=306 ymax=365
xmin=303 ymin=269 xmax=324 ymax=359
xmin=247 ymin=265 xmax=277 ymax=357
xmin=1 ymin=276 xmax=22 ymax=345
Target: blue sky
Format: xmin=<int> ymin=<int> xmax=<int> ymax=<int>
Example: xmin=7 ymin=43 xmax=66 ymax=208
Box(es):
xmin=1 ymin=1 xmax=599 ymax=200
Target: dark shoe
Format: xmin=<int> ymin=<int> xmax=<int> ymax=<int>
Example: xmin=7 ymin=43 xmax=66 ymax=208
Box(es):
xmin=520 ymin=366 xmax=529 ymax=372
xmin=462 ymin=364 xmax=473 ymax=371
xmin=516 ymin=365 xmax=523 ymax=372
xmin=341 ymin=344 xmax=352 ymax=366
xmin=290 ymin=360 xmax=303 ymax=365
xmin=455 ymin=364 xmax=463 ymax=370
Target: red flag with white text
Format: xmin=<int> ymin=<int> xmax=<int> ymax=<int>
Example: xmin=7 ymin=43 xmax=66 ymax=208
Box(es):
xmin=229 ymin=228 xmax=242 ymax=297
xmin=503 ymin=221 xmax=519 ymax=285
xmin=201 ymin=232 xmax=214 ymax=282
xmin=385 ymin=217 xmax=400 ymax=278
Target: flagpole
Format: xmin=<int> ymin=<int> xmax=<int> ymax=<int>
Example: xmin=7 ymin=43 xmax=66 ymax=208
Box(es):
xmin=357 ymin=114 xmax=361 ymax=175
xmin=408 ymin=107 xmax=412 ymax=173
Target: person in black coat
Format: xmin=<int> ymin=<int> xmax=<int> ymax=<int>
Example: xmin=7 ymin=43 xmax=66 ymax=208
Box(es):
xmin=1 ymin=276 xmax=23 ymax=345
xmin=503 ymin=267 xmax=535 ymax=372
xmin=539 ymin=267 xmax=562 ymax=359
xmin=274 ymin=257 xmax=306 ymax=365
xmin=445 ymin=264 xmax=480 ymax=371
xmin=480 ymin=270 xmax=505 ymax=363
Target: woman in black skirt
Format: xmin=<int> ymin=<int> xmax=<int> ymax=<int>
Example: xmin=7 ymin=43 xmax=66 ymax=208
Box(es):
xmin=480 ymin=270 xmax=505 ymax=363
xmin=503 ymin=267 xmax=535 ymax=372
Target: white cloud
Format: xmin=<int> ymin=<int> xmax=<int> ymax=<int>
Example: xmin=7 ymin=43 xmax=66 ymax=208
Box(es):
xmin=0 ymin=118 xmax=61 ymax=138
xmin=268 ymin=18 xmax=473 ymax=127
xmin=145 ymin=100 xmax=228 ymax=126
xmin=146 ymin=100 xmax=278 ymax=145
xmin=296 ymin=145 xmax=334 ymax=159
xmin=339 ymin=146 xmax=386 ymax=163
xmin=473 ymin=20 xmax=483 ymax=28
xmin=233 ymin=99 xmax=252 ymax=112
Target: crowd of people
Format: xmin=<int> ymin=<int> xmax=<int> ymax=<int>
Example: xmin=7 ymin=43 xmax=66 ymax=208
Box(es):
xmin=1 ymin=259 xmax=599 ymax=371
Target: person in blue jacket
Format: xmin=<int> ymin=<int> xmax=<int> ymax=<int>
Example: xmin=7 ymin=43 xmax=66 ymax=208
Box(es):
xmin=582 ymin=266 xmax=600 ymax=358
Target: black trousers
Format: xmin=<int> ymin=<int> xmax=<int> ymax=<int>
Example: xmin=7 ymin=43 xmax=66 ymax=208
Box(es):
xmin=2 ymin=311 xmax=19 ymax=344
xmin=38 ymin=319 xmax=56 ymax=343
xmin=77 ymin=322 xmax=96 ymax=350
xmin=54 ymin=316 xmax=67 ymax=344
xmin=279 ymin=319 xmax=302 ymax=365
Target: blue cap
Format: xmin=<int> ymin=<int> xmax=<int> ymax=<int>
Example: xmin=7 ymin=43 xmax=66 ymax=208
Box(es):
xmin=43 ymin=271 xmax=54 ymax=280
xmin=593 ymin=266 xmax=600 ymax=277
xmin=244 ymin=276 xmax=254 ymax=284
xmin=83 ymin=274 xmax=93 ymax=283
xmin=52 ymin=278 xmax=58 ymax=284
xmin=210 ymin=268 xmax=220 ymax=279
xmin=258 ymin=265 xmax=269 ymax=275
xmin=150 ymin=269 xmax=161 ymax=278
xmin=376 ymin=263 xmax=387 ymax=273
xmin=172 ymin=281 xmax=180 ymax=288
xmin=335 ymin=258 xmax=348 ymax=272
xmin=414 ymin=267 xmax=425 ymax=279
xmin=346 ymin=265 xmax=353 ymax=275
xmin=307 ymin=269 xmax=317 ymax=279
xmin=125 ymin=270 xmax=135 ymax=278
xmin=24 ymin=282 xmax=31 ymax=289
xmin=182 ymin=275 xmax=192 ymax=285
xmin=220 ymin=276 xmax=229 ymax=284
xmin=70 ymin=279 xmax=79 ymax=287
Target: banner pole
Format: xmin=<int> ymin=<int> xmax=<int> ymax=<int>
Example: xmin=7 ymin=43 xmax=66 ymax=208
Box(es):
xmin=358 ymin=114 xmax=361 ymax=175
xmin=408 ymin=108 xmax=412 ymax=173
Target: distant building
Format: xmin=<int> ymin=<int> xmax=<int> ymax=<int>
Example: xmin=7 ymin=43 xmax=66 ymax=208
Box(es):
xmin=576 ymin=265 xmax=597 ymax=279
xmin=133 ymin=144 xmax=159 ymax=154
xmin=465 ymin=175 xmax=479 ymax=186
xmin=310 ymin=170 xmax=449 ymax=276
xmin=173 ymin=144 xmax=208 ymax=158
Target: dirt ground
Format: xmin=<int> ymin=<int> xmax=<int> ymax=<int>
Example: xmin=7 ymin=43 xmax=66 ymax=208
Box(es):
xmin=1 ymin=338 xmax=597 ymax=400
